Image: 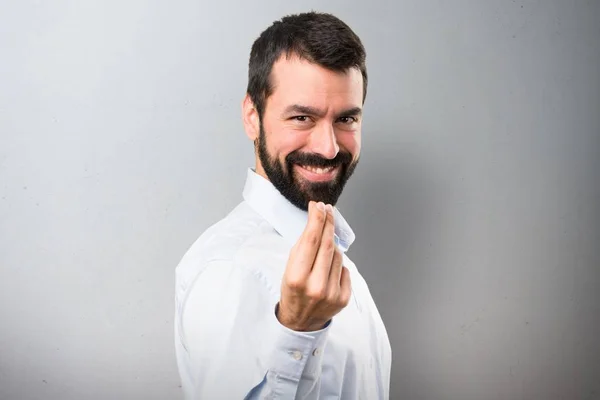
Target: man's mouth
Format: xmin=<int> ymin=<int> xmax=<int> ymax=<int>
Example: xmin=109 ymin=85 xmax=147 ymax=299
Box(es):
xmin=294 ymin=164 xmax=340 ymax=182
xmin=299 ymin=165 xmax=335 ymax=174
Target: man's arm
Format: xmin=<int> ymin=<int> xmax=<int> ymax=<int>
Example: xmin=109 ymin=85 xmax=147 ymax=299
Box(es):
xmin=176 ymin=259 xmax=330 ymax=399
xmin=176 ymin=201 xmax=349 ymax=399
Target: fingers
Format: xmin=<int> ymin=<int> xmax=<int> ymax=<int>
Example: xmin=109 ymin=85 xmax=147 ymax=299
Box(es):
xmin=313 ymin=204 xmax=336 ymax=272
xmin=291 ymin=201 xmax=327 ymax=275
xmin=279 ymin=202 xmax=352 ymax=332
xmin=327 ymin=247 xmax=344 ymax=293
xmin=307 ymin=203 xmax=336 ymax=292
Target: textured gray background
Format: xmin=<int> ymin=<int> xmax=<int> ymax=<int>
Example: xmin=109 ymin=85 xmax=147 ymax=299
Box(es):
xmin=0 ymin=1 xmax=598 ymax=399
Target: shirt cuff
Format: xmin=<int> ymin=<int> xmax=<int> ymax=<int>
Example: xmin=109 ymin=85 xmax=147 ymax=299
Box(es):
xmin=265 ymin=303 xmax=330 ymax=382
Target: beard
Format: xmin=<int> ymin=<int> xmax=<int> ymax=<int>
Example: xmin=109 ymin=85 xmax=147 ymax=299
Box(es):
xmin=256 ymin=121 xmax=359 ymax=211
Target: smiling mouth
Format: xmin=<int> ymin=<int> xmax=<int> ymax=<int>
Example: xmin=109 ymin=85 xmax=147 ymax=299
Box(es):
xmin=294 ymin=164 xmax=340 ymax=182
xmin=299 ymin=165 xmax=335 ymax=174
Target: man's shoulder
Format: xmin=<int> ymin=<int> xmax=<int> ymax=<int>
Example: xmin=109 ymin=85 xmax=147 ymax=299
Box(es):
xmin=174 ymin=201 xmax=283 ymax=281
xmin=178 ymin=202 xmax=261 ymax=262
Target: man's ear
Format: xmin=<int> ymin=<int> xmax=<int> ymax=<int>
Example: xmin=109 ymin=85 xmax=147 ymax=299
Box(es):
xmin=242 ymin=94 xmax=260 ymax=142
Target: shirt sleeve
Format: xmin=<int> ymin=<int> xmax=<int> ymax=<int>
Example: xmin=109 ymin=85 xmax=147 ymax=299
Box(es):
xmin=176 ymin=258 xmax=331 ymax=399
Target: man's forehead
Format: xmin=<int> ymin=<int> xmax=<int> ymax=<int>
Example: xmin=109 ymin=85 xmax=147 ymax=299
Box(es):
xmin=268 ymin=55 xmax=363 ymax=107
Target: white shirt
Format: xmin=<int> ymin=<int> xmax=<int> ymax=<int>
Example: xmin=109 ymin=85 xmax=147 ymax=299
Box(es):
xmin=174 ymin=168 xmax=392 ymax=399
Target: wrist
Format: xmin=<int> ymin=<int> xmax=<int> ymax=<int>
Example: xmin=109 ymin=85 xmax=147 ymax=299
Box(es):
xmin=275 ymin=302 xmax=328 ymax=332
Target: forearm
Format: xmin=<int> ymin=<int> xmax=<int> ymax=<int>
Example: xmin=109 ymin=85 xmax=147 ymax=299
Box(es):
xmin=248 ymin=308 xmax=329 ymax=399
xmin=177 ymin=261 xmax=330 ymax=399
xmin=181 ymin=315 xmax=329 ymax=400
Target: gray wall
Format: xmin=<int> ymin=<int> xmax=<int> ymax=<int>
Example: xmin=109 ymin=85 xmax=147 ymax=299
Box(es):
xmin=1 ymin=1 xmax=598 ymax=399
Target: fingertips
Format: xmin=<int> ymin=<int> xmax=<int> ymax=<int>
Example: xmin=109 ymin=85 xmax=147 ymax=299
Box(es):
xmin=301 ymin=201 xmax=327 ymax=249
xmin=309 ymin=201 xmax=326 ymax=222
xmin=325 ymin=204 xmax=335 ymax=237
xmin=316 ymin=201 xmax=326 ymax=212
xmin=325 ymin=203 xmax=334 ymax=215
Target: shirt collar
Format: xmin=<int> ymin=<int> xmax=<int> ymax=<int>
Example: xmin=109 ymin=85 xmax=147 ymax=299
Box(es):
xmin=242 ymin=168 xmax=355 ymax=253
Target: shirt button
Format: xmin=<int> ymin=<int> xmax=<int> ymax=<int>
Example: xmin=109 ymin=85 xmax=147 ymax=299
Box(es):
xmin=312 ymin=348 xmax=320 ymax=356
xmin=292 ymin=351 xmax=303 ymax=361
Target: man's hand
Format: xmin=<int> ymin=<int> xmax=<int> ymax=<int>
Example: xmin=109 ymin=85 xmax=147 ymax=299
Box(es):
xmin=277 ymin=201 xmax=352 ymax=332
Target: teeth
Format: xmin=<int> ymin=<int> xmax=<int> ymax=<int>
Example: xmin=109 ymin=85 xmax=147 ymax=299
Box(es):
xmin=301 ymin=165 xmax=334 ymax=174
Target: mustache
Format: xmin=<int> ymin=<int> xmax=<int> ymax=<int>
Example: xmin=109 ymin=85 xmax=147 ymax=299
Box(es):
xmin=286 ymin=151 xmax=352 ymax=168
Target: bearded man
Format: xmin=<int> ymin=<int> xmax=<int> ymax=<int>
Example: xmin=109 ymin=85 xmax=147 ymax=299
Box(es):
xmin=174 ymin=11 xmax=392 ymax=400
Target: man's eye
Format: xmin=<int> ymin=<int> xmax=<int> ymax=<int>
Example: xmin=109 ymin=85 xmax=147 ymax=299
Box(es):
xmin=338 ymin=116 xmax=357 ymax=124
xmin=293 ymin=116 xmax=309 ymax=122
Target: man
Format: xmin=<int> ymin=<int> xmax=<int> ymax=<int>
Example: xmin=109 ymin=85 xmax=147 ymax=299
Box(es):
xmin=174 ymin=11 xmax=392 ymax=399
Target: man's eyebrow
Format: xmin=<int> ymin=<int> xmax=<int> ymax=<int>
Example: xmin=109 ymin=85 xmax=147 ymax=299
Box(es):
xmin=336 ymin=107 xmax=362 ymax=118
xmin=282 ymin=104 xmax=362 ymax=119
xmin=283 ymin=104 xmax=326 ymax=118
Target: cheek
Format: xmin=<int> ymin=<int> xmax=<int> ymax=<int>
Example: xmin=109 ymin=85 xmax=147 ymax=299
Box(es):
xmin=262 ymin=116 xmax=310 ymax=156
xmin=275 ymin=131 xmax=311 ymax=159
xmin=338 ymin=132 xmax=361 ymax=158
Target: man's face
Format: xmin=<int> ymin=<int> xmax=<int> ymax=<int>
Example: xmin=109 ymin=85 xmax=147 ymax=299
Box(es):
xmin=252 ymin=55 xmax=363 ymax=211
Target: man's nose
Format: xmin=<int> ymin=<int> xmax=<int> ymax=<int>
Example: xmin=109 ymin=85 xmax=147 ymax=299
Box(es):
xmin=309 ymin=123 xmax=339 ymax=160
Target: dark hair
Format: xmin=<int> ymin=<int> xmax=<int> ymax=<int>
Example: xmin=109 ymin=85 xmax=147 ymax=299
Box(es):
xmin=246 ymin=11 xmax=368 ymax=119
